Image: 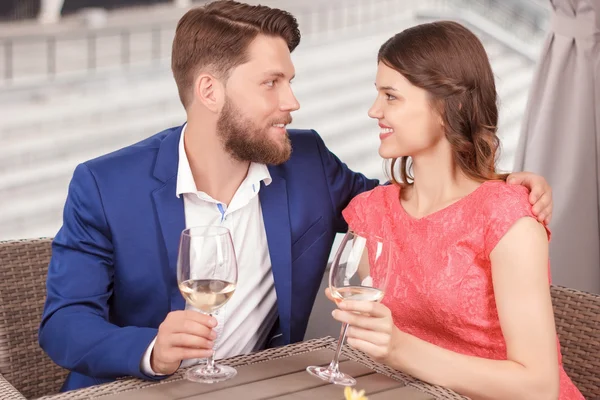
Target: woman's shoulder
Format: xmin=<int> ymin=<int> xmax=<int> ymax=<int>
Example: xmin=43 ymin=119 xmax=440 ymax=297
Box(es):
xmin=345 ymin=184 xmax=401 ymax=217
xmin=478 ymin=180 xmax=549 ymax=256
xmin=478 ymin=180 xmax=531 ymax=215
xmin=352 ymin=183 xmax=400 ymax=204
xmin=342 ymin=184 xmax=399 ymax=235
xmin=478 ymin=180 xmax=536 ymax=233
xmin=484 ymin=180 xmax=529 ymax=204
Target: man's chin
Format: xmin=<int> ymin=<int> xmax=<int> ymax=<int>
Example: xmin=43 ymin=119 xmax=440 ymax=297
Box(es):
xmin=229 ymin=147 xmax=291 ymax=165
xmin=266 ymin=145 xmax=292 ymax=165
xmin=267 ymin=151 xmax=291 ymax=165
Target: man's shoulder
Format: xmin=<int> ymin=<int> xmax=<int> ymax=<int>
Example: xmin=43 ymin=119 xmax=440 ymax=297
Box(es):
xmin=286 ymin=128 xmax=327 ymax=158
xmin=83 ymin=125 xmax=180 ymax=174
xmin=287 ymin=128 xmax=319 ymax=144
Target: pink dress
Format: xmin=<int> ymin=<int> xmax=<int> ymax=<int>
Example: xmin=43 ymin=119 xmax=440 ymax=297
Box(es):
xmin=342 ymin=181 xmax=583 ymax=399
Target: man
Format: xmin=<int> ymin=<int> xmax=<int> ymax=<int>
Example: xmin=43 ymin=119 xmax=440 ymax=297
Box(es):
xmin=39 ymin=0 xmax=553 ymax=391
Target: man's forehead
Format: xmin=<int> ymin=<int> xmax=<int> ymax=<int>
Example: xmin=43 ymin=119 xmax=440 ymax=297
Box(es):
xmin=223 ymin=35 xmax=294 ymax=80
xmin=242 ymin=50 xmax=295 ymax=77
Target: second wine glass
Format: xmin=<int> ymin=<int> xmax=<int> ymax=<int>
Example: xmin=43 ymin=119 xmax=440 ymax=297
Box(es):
xmin=306 ymin=230 xmax=391 ymax=386
xmin=177 ymin=226 xmax=238 ymax=384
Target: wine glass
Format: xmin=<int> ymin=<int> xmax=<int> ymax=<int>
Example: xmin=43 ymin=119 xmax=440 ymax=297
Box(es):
xmin=306 ymin=230 xmax=391 ymax=386
xmin=177 ymin=226 xmax=238 ymax=383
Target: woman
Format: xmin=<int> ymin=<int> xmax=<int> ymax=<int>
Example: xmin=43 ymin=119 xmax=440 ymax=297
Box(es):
xmin=332 ymin=21 xmax=583 ymax=399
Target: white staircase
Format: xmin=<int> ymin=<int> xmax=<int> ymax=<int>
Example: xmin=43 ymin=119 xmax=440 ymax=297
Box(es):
xmin=0 ymin=1 xmax=544 ymax=240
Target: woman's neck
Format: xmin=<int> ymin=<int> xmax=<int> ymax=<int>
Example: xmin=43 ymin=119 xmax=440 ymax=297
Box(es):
xmin=402 ymin=141 xmax=480 ymax=218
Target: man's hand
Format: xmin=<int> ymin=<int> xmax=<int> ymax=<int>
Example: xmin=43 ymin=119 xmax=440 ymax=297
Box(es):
xmin=507 ymin=172 xmax=553 ymax=224
xmin=150 ymin=310 xmax=217 ymax=375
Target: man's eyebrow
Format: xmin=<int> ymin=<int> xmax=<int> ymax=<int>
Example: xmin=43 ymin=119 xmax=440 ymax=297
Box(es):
xmin=264 ymin=71 xmax=295 ymax=80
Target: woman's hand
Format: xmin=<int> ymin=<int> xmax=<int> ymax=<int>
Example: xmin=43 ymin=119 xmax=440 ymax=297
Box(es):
xmin=326 ymin=288 xmax=400 ymax=364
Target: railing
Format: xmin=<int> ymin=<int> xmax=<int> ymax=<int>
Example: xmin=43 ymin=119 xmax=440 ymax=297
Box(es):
xmin=0 ymin=0 xmax=550 ymax=87
xmin=0 ymin=0 xmax=402 ymax=87
xmin=415 ymin=0 xmax=550 ymax=61
xmin=0 ymin=22 xmax=174 ymax=86
xmin=454 ymin=0 xmax=550 ymax=33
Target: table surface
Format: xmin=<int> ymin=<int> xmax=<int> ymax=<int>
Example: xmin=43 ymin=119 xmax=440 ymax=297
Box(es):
xmin=39 ymin=337 xmax=464 ymax=400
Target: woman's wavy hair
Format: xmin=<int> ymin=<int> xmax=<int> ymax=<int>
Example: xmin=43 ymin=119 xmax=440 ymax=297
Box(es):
xmin=378 ymin=21 xmax=508 ymax=186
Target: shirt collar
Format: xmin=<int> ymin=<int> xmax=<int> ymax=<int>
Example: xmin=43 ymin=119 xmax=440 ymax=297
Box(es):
xmin=176 ymin=123 xmax=272 ymax=198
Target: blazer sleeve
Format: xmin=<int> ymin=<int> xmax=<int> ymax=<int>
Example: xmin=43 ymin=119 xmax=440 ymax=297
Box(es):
xmin=39 ymin=163 xmax=162 ymax=381
xmin=311 ymin=130 xmax=379 ymax=233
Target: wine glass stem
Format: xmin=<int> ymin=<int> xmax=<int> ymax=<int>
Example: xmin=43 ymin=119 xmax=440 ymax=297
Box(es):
xmin=205 ymin=313 xmax=217 ymax=373
xmin=329 ymin=322 xmax=349 ymax=374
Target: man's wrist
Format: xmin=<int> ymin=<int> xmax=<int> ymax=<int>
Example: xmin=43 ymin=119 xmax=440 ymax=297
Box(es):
xmin=140 ymin=337 xmax=167 ymax=376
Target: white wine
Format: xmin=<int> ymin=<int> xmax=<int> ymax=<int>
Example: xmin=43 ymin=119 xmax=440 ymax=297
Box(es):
xmin=331 ymin=286 xmax=384 ymax=303
xmin=179 ymin=279 xmax=236 ymax=313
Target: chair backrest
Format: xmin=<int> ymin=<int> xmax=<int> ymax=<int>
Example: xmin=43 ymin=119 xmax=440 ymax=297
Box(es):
xmin=551 ymin=285 xmax=600 ymax=399
xmin=1 ymin=239 xmax=598 ymax=398
xmin=0 ymin=238 xmax=68 ymax=399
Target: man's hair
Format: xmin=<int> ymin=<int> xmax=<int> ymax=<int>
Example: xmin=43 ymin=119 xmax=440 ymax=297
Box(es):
xmin=171 ymin=0 xmax=301 ymax=108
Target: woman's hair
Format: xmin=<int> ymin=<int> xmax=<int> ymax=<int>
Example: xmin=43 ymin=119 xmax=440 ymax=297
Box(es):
xmin=378 ymin=21 xmax=508 ymax=186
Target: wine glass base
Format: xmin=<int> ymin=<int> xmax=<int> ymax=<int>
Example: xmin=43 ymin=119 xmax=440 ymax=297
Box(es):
xmin=185 ymin=364 xmax=237 ymax=384
xmin=306 ymin=365 xmax=356 ymax=386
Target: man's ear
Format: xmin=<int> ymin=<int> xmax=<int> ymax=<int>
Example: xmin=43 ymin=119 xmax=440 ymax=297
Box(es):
xmin=193 ymin=73 xmax=225 ymax=113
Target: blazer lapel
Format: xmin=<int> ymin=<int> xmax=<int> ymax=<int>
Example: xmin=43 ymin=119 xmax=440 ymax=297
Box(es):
xmin=152 ymin=125 xmax=186 ymax=311
xmin=260 ymin=167 xmax=293 ymax=344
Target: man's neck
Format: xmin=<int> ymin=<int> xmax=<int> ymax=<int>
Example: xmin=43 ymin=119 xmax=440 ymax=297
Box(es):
xmin=184 ymin=122 xmax=250 ymax=206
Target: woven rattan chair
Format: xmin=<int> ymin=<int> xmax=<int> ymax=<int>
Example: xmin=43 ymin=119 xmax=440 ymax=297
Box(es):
xmin=551 ymin=285 xmax=600 ymax=399
xmin=0 ymin=238 xmax=598 ymax=399
xmin=0 ymin=238 xmax=68 ymax=399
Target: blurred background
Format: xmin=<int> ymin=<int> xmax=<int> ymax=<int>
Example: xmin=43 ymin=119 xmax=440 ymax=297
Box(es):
xmin=1 ymin=0 xmax=598 ymax=299
xmin=0 ymin=0 xmax=550 ymax=241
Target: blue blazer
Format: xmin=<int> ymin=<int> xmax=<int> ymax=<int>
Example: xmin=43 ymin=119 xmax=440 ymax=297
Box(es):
xmin=39 ymin=125 xmax=378 ymax=391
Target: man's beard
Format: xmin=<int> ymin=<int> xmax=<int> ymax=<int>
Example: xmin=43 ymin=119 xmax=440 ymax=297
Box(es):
xmin=216 ymin=97 xmax=292 ymax=165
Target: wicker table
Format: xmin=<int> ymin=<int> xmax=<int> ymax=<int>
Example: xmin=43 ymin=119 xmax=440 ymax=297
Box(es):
xmin=37 ymin=337 xmax=464 ymax=400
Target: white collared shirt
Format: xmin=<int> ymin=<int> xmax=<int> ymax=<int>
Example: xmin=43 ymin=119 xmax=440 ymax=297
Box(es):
xmin=141 ymin=125 xmax=278 ymax=375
